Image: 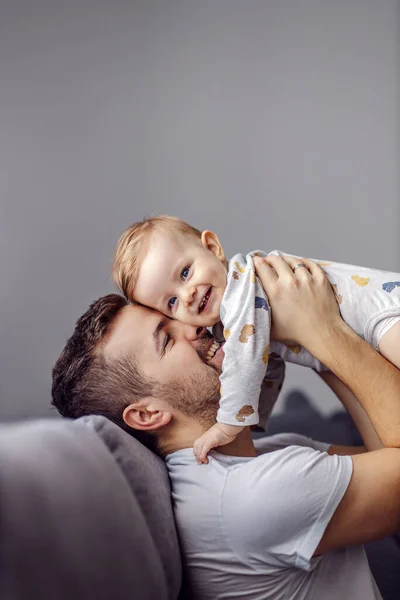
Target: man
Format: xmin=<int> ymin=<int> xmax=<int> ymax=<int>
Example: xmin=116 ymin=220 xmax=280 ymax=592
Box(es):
xmin=52 ymin=255 xmax=400 ymax=600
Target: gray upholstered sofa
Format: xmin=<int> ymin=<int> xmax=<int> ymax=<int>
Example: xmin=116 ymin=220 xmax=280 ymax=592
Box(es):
xmin=0 ymin=415 xmax=183 ymax=600
xmin=1 ymin=393 xmax=400 ymax=600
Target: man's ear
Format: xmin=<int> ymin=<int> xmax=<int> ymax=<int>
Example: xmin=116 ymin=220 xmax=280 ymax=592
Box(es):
xmin=201 ymin=230 xmax=226 ymax=262
xmin=123 ymin=399 xmax=172 ymax=432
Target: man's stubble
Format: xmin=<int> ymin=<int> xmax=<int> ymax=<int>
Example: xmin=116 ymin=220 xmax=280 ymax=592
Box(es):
xmin=159 ymin=333 xmax=221 ymax=428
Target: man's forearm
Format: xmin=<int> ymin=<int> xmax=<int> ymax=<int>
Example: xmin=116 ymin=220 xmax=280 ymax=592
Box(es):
xmin=319 ymin=371 xmax=383 ymax=451
xmin=307 ymin=322 xmax=400 ymax=448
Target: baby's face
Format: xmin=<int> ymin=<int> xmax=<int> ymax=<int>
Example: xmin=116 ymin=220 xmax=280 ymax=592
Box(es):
xmin=134 ymin=230 xmax=228 ymax=327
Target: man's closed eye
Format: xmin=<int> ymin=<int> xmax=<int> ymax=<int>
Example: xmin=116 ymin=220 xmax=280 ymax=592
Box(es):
xmin=163 ymin=334 xmax=172 ymax=355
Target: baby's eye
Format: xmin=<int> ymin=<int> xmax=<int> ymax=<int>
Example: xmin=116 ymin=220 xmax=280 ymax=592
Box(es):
xmin=181 ymin=266 xmax=190 ymax=280
xmin=168 ymin=297 xmax=177 ymax=309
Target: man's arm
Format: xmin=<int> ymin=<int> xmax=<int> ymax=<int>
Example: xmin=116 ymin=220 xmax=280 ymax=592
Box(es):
xmin=315 ymin=368 xmax=400 ymax=553
xmin=308 ymin=324 xmax=400 ymax=449
xmin=304 ymin=376 xmax=400 ymax=555
xmin=328 ymin=445 xmax=365 ymax=456
xmin=319 ymin=371 xmax=382 ymax=452
xmin=315 ymin=448 xmax=400 ymax=554
xmin=253 ymin=254 xmax=400 ymax=554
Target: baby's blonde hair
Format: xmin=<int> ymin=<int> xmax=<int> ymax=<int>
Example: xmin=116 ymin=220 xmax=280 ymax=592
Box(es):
xmin=113 ymin=215 xmax=202 ymax=300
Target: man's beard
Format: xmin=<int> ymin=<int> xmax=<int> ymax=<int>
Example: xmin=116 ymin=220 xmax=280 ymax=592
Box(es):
xmin=159 ymin=332 xmax=221 ymax=428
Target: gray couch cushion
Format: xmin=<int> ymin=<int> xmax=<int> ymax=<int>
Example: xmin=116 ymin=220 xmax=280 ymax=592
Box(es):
xmin=0 ymin=418 xmax=174 ymax=600
xmin=78 ymin=415 xmax=182 ymax=600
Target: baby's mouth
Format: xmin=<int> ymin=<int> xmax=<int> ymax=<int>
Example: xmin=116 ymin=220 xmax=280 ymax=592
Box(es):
xmin=198 ymin=287 xmax=211 ymax=313
xmin=206 ymin=341 xmax=220 ymax=362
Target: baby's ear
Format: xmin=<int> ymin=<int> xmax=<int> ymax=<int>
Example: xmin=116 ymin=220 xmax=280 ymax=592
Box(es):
xmin=201 ymin=230 xmax=226 ymax=262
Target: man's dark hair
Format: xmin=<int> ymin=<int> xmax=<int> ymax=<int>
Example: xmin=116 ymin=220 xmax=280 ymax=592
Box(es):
xmin=51 ymin=294 xmax=158 ymax=451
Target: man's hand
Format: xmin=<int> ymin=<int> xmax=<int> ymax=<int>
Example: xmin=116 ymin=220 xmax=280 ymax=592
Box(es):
xmin=254 ymin=254 xmax=342 ymax=352
xmin=193 ymin=423 xmax=243 ymax=465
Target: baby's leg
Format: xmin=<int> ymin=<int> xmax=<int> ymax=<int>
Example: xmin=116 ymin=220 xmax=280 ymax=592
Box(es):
xmin=379 ymin=321 xmax=400 ymax=369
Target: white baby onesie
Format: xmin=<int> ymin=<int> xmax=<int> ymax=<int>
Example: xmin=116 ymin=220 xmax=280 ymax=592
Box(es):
xmin=216 ymin=252 xmax=271 ymax=427
xmin=216 ymin=250 xmax=400 ymax=428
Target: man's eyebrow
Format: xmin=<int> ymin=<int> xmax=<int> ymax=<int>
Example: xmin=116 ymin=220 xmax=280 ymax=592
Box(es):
xmin=153 ymin=319 xmax=166 ymax=354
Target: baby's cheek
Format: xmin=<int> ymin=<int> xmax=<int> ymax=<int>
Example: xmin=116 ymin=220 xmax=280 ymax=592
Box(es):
xmin=193 ymin=309 xmax=220 ymax=328
xmin=214 ymin=290 xmax=224 ymax=317
xmin=198 ymin=314 xmax=219 ymax=328
xmin=176 ymin=307 xmax=201 ymax=327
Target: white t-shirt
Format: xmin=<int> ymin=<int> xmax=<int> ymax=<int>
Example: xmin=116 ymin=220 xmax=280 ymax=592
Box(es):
xmin=166 ymin=434 xmax=381 ymax=600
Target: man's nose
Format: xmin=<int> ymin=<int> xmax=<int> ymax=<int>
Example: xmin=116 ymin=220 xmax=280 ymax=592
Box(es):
xmin=183 ymin=286 xmax=196 ymax=308
xmin=182 ymin=324 xmax=206 ymax=341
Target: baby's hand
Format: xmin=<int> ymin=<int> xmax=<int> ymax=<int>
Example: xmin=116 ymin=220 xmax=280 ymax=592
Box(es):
xmin=193 ymin=423 xmax=243 ymax=465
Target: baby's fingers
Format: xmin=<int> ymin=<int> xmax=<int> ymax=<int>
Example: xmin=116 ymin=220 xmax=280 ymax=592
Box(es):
xmin=198 ymin=439 xmax=212 ymax=464
xmin=193 ymin=439 xmax=209 ymax=465
xmin=253 ymin=256 xmax=278 ymax=290
xmin=200 ymin=448 xmax=210 ymax=465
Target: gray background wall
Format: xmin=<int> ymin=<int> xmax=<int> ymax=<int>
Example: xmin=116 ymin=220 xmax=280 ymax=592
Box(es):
xmin=1 ymin=0 xmax=399 ymax=422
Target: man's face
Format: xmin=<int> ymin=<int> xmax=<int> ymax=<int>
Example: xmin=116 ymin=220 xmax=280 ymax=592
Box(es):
xmin=105 ymin=304 xmax=224 ymax=420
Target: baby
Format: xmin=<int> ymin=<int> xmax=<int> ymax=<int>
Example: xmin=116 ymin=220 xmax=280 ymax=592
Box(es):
xmin=113 ymin=215 xmax=400 ymax=462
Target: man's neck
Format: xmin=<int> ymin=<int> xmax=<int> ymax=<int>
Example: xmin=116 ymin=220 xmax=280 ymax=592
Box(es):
xmin=164 ymin=419 xmax=257 ymax=458
xmin=216 ymin=426 xmax=257 ymax=458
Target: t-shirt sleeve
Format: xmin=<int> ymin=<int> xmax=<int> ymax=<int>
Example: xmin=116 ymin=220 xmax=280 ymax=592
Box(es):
xmin=222 ymin=445 xmax=352 ymax=572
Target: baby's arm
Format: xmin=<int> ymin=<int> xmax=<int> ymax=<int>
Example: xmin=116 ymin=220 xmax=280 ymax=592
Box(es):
xmin=193 ymin=423 xmax=244 ymax=465
xmin=193 ymin=252 xmax=271 ymax=463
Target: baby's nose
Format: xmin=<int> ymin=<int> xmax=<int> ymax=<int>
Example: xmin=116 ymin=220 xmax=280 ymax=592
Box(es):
xmin=183 ymin=287 xmax=196 ymax=307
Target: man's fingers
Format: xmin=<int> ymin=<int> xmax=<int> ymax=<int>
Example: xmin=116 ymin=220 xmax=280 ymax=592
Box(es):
xmin=263 ymin=254 xmax=295 ymax=277
xmin=255 ymin=254 xmax=327 ymax=282
xmin=279 ymin=255 xmax=312 ymax=278
xmin=297 ymin=257 xmax=327 ymax=278
xmin=287 ymin=256 xmax=329 ymax=284
xmin=267 ymin=255 xmax=327 ymax=283
xmin=253 ymin=256 xmax=278 ymax=290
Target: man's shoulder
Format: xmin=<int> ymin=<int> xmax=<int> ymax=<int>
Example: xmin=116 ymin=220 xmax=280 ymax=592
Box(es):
xmin=167 ymin=440 xmax=339 ymax=507
xmin=221 ymin=443 xmax=327 ymax=502
xmin=223 ymin=441 xmax=350 ymax=516
xmin=221 ymin=444 xmax=352 ymax=552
